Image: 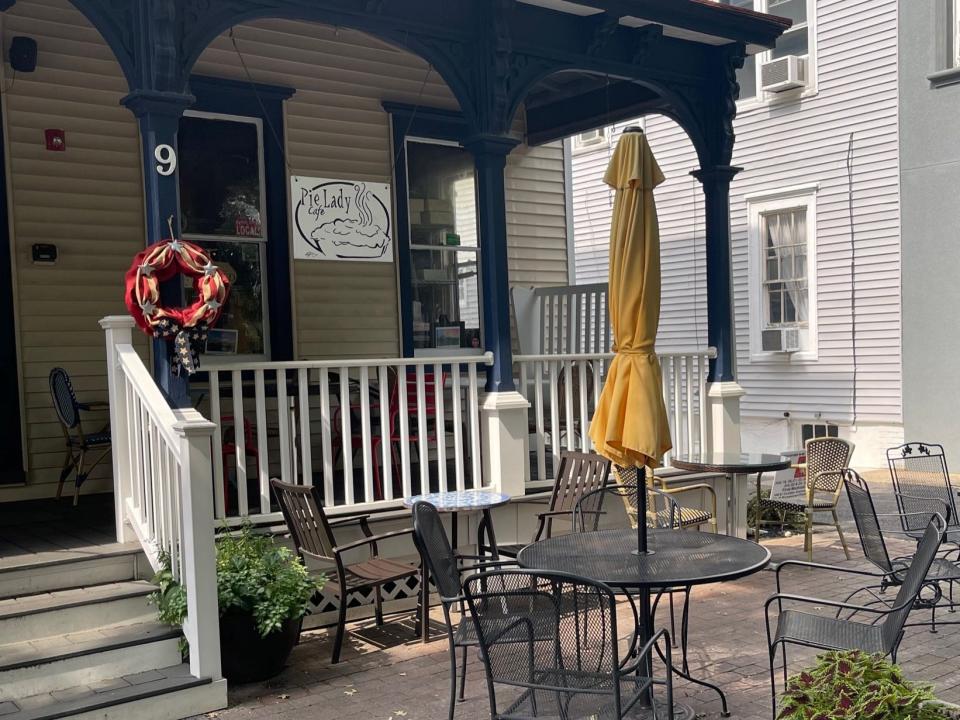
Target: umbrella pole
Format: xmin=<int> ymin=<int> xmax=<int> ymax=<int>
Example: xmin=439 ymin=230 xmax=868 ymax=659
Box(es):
xmin=635 ymin=464 xmax=649 ymax=555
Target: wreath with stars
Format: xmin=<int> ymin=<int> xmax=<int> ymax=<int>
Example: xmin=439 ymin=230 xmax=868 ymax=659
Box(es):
xmin=124 ymin=233 xmax=230 ymax=375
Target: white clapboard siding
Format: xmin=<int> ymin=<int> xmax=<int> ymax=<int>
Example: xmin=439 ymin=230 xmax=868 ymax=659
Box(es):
xmin=3 ymin=0 xmax=148 ymax=495
xmin=570 ymin=0 xmax=900 ymax=426
xmin=195 ymin=20 xmax=568 ymax=359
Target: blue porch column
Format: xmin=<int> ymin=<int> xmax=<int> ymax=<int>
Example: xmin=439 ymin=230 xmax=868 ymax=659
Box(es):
xmin=122 ymin=90 xmax=195 ymax=408
xmin=692 ymin=165 xmax=742 ymax=384
xmin=692 ymin=164 xmax=745 ymax=457
xmin=465 ymin=135 xmax=520 ymax=393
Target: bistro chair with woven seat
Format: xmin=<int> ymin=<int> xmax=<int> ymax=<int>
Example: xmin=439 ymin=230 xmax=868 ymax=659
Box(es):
xmin=843 ymin=469 xmax=960 ymax=632
xmin=270 ymin=479 xmax=422 ymax=663
xmin=496 ymin=451 xmax=611 ymax=559
xmin=755 ymin=436 xmax=854 ymax=562
xmin=464 ymin=568 xmax=674 ymax=720
xmin=411 ymin=500 xmax=518 ymax=720
xmin=616 ymin=464 xmax=717 ymax=532
xmin=888 ymin=442 xmax=960 ymax=548
xmin=49 ymin=367 xmax=111 ymax=505
xmin=764 ymin=512 xmax=946 ymax=719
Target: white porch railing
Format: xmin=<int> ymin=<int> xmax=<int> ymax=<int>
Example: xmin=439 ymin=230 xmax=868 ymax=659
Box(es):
xmin=200 ymin=353 xmax=495 ymax=523
xmin=101 ymin=317 xmax=221 ymax=683
xmin=515 ymin=347 xmax=717 ymax=486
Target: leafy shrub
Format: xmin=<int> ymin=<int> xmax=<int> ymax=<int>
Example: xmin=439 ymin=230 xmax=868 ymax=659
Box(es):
xmin=778 ymin=651 xmax=952 ymax=720
xmin=150 ymin=525 xmax=323 ymax=641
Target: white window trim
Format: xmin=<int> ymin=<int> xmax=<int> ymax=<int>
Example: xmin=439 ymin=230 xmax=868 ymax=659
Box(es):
xmin=180 ymin=109 xmax=271 ymax=363
xmin=953 ymin=0 xmax=960 ymax=67
xmin=730 ymin=0 xmax=818 ymax=111
xmin=571 ymin=126 xmax=609 ymax=154
xmin=746 ymin=184 xmax=818 ymax=363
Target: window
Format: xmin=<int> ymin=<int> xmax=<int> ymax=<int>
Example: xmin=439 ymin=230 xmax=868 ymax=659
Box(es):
xmin=405 ymin=139 xmax=482 ymax=356
xmin=761 ymin=208 xmax=807 ymax=330
xmin=953 ymin=0 xmax=960 ymax=67
xmin=178 ymin=111 xmax=269 ymax=358
xmin=718 ymin=0 xmax=814 ymax=102
xmin=572 ymin=127 xmax=609 ymax=153
xmin=746 ymin=186 xmax=817 ymax=359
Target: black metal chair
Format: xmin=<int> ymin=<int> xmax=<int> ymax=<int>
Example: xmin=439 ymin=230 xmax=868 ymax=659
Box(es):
xmin=843 ymin=469 xmax=960 ymax=632
xmin=411 ymin=501 xmax=516 ymax=720
xmin=765 ymin=512 xmax=946 ymax=719
xmin=497 ymin=451 xmax=611 ymax=558
xmin=49 ymin=367 xmax=111 ymax=505
xmin=463 ymin=568 xmax=674 ymax=720
xmin=888 ymin=442 xmax=960 ymax=547
xmin=270 ymin=479 xmax=422 ymax=663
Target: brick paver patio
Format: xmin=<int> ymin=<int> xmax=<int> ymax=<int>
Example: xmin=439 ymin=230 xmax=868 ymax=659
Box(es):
xmin=198 ymin=477 xmax=960 ymax=720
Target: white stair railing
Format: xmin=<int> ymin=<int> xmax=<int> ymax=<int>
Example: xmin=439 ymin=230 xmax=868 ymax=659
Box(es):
xmin=101 ymin=316 xmax=220 ymax=682
xmin=515 ymin=347 xmax=716 ymax=487
xmin=200 ymin=353 xmax=494 ymax=524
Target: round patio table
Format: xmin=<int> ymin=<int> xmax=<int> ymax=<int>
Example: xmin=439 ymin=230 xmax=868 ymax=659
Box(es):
xmin=404 ymin=490 xmax=510 ymax=643
xmin=518 ymin=528 xmax=771 ymax=718
xmin=670 ymin=452 xmax=792 ymax=539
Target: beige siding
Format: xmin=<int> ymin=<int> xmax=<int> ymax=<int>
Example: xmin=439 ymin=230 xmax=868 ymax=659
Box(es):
xmin=0 ymin=8 xmax=569 ymax=498
xmin=2 ymin=0 xmax=146 ymax=496
xmin=196 ymin=20 xmax=568 ymax=359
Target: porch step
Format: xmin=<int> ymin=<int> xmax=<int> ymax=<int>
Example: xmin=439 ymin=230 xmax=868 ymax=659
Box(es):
xmin=0 ymin=621 xmax=182 ymax=700
xmin=0 ymin=664 xmax=226 ymax=720
xmin=0 ymin=545 xmax=145 ymax=599
xmin=0 ymin=581 xmax=155 ymax=644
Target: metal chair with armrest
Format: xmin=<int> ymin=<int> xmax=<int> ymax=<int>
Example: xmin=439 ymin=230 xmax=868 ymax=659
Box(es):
xmin=765 ymin=512 xmax=946 ymax=719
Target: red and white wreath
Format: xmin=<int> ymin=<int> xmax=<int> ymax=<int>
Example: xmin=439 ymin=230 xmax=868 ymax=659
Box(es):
xmin=124 ymin=237 xmax=230 ymax=375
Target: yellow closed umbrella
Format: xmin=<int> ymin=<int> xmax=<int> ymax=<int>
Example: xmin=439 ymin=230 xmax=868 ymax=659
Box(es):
xmin=589 ymin=127 xmax=672 ymax=473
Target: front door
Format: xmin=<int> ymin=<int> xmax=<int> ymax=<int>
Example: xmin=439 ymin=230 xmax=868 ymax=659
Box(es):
xmin=0 ymin=103 xmax=25 ymax=485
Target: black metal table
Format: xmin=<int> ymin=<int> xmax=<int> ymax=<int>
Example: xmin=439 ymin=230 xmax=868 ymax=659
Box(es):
xmin=518 ymin=528 xmax=771 ymax=718
xmin=671 ymin=452 xmax=792 ymax=539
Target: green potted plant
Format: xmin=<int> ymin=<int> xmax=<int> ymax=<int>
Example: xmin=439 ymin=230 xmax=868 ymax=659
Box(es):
xmin=778 ymin=651 xmax=960 ymax=720
xmin=150 ymin=525 xmax=323 ymax=683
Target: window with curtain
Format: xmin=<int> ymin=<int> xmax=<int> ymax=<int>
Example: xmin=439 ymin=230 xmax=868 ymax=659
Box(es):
xmin=761 ymin=207 xmax=808 ymax=329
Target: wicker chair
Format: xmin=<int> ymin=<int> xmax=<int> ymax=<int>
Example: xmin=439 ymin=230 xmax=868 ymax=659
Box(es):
xmin=496 ymin=451 xmax=611 ymax=558
xmin=49 ymin=367 xmax=111 ymax=505
xmin=765 ymin=512 xmax=946 ymax=718
xmin=888 ymin=442 xmax=960 ymax=547
xmin=270 ymin=479 xmax=422 ymax=663
xmin=411 ymin=501 xmax=516 ymax=720
xmin=755 ymin=436 xmax=854 ymax=562
xmin=463 ymin=568 xmax=673 ymax=720
xmin=615 ymin=464 xmax=717 ymax=532
xmin=843 ymin=469 xmax=960 ymax=632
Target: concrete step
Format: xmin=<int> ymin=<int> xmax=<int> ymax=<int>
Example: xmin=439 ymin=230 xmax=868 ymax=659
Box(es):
xmin=0 ymin=581 xmax=156 ymax=644
xmin=0 ymin=546 xmax=145 ymax=599
xmin=0 ymin=664 xmax=227 ymax=720
xmin=0 ymin=621 xmax=182 ymax=700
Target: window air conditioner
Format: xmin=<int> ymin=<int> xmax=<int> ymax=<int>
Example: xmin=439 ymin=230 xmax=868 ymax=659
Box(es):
xmin=760 ymin=55 xmax=806 ymax=93
xmin=577 ymin=128 xmax=605 ymax=146
xmin=761 ymin=327 xmax=801 ymax=353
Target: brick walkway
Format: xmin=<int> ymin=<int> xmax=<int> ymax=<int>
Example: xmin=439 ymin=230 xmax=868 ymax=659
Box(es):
xmin=198 ymin=486 xmax=960 ymax=720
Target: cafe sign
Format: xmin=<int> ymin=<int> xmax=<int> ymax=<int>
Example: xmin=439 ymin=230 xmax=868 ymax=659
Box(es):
xmin=290 ymin=176 xmax=393 ymax=262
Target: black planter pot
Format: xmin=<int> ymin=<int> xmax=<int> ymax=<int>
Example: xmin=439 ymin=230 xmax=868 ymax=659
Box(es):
xmin=219 ymin=608 xmax=302 ymax=683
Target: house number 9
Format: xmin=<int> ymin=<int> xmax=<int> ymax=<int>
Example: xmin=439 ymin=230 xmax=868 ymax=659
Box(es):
xmin=154 ymin=144 xmax=177 ymax=176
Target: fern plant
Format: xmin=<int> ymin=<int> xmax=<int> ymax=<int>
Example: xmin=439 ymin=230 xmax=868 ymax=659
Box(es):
xmin=778 ymin=651 xmax=953 ymax=720
xmin=149 ymin=525 xmax=323 ymax=645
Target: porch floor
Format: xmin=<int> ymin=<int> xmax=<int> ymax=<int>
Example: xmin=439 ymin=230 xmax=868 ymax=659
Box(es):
xmin=0 ymin=494 xmax=130 ymax=569
xmin=198 ymin=473 xmax=960 ymax=720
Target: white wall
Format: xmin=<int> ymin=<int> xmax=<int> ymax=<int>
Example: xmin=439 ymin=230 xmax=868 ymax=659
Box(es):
xmin=569 ymin=0 xmax=903 ymax=464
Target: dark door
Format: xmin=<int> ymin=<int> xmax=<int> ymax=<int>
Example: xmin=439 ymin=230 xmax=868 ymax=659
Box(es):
xmin=0 ymin=104 xmax=25 ymax=485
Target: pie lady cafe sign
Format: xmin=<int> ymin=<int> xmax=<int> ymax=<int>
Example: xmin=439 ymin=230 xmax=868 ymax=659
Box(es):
xmin=291 ymin=176 xmax=393 ymax=262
